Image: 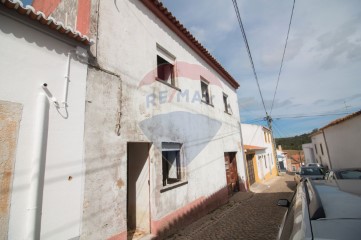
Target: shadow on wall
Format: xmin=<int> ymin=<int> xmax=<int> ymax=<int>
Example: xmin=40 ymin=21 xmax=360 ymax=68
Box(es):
xmin=139 ymin=111 xmax=222 ymax=165
xmin=0 ymin=11 xmax=73 ymax=56
xmin=151 ymin=185 xmax=229 ymax=239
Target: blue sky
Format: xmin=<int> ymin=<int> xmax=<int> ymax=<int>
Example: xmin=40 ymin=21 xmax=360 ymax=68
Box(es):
xmin=162 ymin=0 xmax=361 ymax=137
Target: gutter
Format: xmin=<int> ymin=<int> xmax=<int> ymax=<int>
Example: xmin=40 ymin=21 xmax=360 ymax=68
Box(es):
xmin=26 ymin=93 xmax=49 ymax=239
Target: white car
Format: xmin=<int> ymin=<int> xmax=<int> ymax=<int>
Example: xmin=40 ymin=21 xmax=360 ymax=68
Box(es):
xmin=277 ymin=178 xmax=361 ymax=240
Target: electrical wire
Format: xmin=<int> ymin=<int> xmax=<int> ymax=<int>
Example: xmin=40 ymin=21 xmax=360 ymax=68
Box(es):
xmin=273 ymin=112 xmax=351 ymax=119
xmin=232 ymin=0 xmax=268 ymax=115
xmin=270 ymin=0 xmax=296 ymax=114
xmin=244 ymin=111 xmax=352 ymax=123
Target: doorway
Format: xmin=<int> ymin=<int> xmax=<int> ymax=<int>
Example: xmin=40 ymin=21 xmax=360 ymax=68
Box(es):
xmin=224 ymin=152 xmax=239 ymax=195
xmin=246 ymin=154 xmax=256 ymax=185
xmin=127 ymin=142 xmax=151 ymax=239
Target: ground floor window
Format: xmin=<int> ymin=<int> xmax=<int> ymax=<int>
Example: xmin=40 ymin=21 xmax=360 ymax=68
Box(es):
xmin=162 ymin=142 xmax=183 ymax=186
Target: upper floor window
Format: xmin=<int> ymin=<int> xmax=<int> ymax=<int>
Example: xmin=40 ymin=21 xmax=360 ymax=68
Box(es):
xmin=223 ymin=93 xmax=230 ymax=114
xmin=201 ymin=78 xmax=211 ymax=104
xmin=314 ymin=144 xmax=318 ymax=154
xmin=156 ymin=44 xmax=176 ymax=87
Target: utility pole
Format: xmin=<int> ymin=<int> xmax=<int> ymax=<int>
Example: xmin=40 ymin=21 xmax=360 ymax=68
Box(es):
xmin=265 ymin=114 xmax=280 ymax=175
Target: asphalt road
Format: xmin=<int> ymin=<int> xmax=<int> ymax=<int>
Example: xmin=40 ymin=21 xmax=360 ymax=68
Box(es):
xmin=166 ymin=173 xmax=296 ymax=240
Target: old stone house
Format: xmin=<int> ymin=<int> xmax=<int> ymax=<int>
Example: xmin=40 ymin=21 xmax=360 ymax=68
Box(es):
xmin=1 ymin=0 xmax=247 ymax=239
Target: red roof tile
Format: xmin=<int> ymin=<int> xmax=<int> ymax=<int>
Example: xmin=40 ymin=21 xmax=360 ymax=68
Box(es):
xmin=244 ymin=145 xmax=266 ymax=151
xmin=320 ymin=110 xmax=361 ymax=131
xmin=1 ymin=0 xmax=93 ymax=45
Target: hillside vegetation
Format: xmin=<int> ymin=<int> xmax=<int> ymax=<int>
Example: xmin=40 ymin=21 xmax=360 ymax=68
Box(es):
xmin=275 ymin=130 xmax=316 ymax=150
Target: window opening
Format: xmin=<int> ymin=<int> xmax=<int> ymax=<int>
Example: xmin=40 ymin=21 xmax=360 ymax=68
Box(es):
xmin=162 ymin=142 xmax=182 ymax=186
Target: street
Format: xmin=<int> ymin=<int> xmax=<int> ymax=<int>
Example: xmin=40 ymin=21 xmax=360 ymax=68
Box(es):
xmin=166 ymin=173 xmax=296 ymax=240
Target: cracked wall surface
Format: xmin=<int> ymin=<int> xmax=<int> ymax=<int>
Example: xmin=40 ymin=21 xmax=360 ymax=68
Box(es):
xmin=0 ymin=101 xmax=22 ymax=240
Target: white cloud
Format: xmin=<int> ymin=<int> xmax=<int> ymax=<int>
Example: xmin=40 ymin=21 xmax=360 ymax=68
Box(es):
xmin=162 ymin=0 xmax=361 ymax=136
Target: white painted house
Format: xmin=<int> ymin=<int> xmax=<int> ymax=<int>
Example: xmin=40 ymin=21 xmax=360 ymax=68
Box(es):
xmin=81 ymin=1 xmax=247 ymax=238
xmin=310 ymin=110 xmax=361 ymax=170
xmin=0 ymin=1 xmax=91 ymax=240
xmin=241 ymin=124 xmax=278 ymax=185
xmin=276 ymin=147 xmax=287 ymax=171
xmin=302 ymin=143 xmax=316 ymax=165
xmin=1 ymin=0 xmax=248 ymax=239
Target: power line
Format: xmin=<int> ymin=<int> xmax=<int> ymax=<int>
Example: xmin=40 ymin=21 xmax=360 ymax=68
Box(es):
xmin=270 ymin=0 xmax=296 ymax=114
xmin=232 ymin=0 xmax=268 ymax=115
xmin=244 ymin=111 xmax=352 ymax=123
xmin=273 ymin=112 xmax=351 ymax=119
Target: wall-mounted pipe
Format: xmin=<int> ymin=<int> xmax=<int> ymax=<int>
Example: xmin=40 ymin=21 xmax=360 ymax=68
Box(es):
xmin=62 ymin=53 xmax=71 ymax=107
xmin=26 ymin=93 xmax=49 ymax=240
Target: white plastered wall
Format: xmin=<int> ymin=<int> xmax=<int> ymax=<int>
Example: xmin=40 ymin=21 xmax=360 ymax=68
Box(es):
xmin=241 ymin=124 xmax=275 ymax=179
xmin=0 ymin=12 xmax=88 ymax=240
xmin=92 ymin=0 xmax=246 ymax=226
xmin=311 ymin=133 xmax=331 ymax=168
xmin=323 ymin=115 xmax=361 ymax=169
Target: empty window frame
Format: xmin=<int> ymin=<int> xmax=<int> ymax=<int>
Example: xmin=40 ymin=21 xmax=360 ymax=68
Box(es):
xmin=200 ymin=78 xmax=211 ymax=104
xmin=223 ymin=93 xmax=229 ymax=113
xmin=162 ymin=142 xmax=183 ymax=186
xmin=156 ymin=44 xmax=176 ymax=87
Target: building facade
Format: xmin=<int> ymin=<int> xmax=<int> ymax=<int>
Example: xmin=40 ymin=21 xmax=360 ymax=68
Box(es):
xmin=1 ymin=0 xmax=247 ymax=239
xmin=0 ymin=1 xmax=91 ymax=239
xmin=302 ymin=143 xmax=316 ymax=165
xmin=241 ymin=124 xmax=278 ymax=186
xmin=310 ymin=110 xmax=361 ymax=169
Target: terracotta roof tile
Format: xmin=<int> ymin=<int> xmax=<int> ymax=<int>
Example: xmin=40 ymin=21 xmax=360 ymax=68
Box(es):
xmin=1 ymin=0 xmax=94 ymax=45
xmin=244 ymin=145 xmax=266 ymax=150
xmin=320 ymin=110 xmax=361 ymax=131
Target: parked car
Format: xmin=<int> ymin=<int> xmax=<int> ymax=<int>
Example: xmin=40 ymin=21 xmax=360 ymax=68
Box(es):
xmin=324 ymin=168 xmax=361 ymax=180
xmin=277 ymin=179 xmax=361 ymax=240
xmin=294 ymin=166 xmax=325 ymax=183
xmin=306 ymin=162 xmax=323 ymax=168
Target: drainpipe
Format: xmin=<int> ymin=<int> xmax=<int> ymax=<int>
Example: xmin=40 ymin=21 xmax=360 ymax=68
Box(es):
xmin=26 ymin=92 xmax=49 ymax=240
xmin=62 ymin=53 xmax=71 ymax=107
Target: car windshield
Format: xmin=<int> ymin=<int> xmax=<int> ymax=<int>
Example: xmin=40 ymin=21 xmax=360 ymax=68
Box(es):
xmin=339 ymin=170 xmax=361 ymax=179
xmin=300 ymin=167 xmax=323 ymax=175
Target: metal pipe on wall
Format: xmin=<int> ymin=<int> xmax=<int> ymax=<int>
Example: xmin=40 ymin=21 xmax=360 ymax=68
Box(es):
xmin=62 ymin=53 xmax=71 ymax=107
xmin=26 ymin=92 xmax=49 ymax=240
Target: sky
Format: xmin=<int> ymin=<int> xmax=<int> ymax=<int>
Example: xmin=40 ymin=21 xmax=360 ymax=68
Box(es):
xmin=161 ymin=0 xmax=361 ymax=137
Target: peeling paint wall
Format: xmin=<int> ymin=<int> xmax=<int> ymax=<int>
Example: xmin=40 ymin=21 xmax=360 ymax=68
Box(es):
xmin=0 ymin=101 xmax=22 ymax=240
xmin=50 ymin=0 xmax=78 ymax=29
xmin=21 ymin=0 xmax=91 ymax=35
xmin=81 ymin=67 xmax=127 ymax=240
xmin=86 ymin=1 xmax=247 ymax=238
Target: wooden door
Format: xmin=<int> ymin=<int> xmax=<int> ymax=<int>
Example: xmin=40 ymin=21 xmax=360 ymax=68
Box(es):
xmin=224 ymin=152 xmax=239 ymax=195
xmin=246 ymin=154 xmax=256 ymax=185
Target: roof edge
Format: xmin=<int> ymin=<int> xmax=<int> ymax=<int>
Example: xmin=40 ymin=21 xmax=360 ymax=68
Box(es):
xmin=1 ymin=0 xmax=94 ymax=46
xmin=141 ymin=0 xmax=240 ymax=89
xmin=319 ymin=110 xmax=361 ymax=131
